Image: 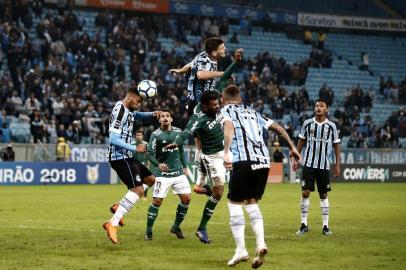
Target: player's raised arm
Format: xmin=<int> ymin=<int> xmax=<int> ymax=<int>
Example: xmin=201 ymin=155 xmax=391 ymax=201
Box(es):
xmin=215 ymin=48 xmax=243 ymax=93
xmin=133 ymin=111 xmax=163 ymax=120
xmin=165 ymin=118 xmax=198 ymax=149
xmin=169 ymin=62 xmax=192 ymax=75
xmin=223 ymin=119 xmax=235 ymax=170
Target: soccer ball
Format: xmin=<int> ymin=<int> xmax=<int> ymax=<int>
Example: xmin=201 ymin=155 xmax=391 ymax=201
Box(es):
xmin=137 ymin=80 xmax=158 ymax=99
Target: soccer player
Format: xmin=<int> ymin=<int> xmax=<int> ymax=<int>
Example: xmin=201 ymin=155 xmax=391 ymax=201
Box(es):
xmin=134 ymin=130 xmax=150 ymax=201
xmin=221 ymin=85 xmax=301 ymax=268
xmin=165 ymin=90 xmax=225 ymax=244
xmin=295 ymin=98 xmax=341 ymax=236
xmin=144 ymin=110 xmax=191 ymax=240
xmin=103 ymin=87 xmax=161 ymax=244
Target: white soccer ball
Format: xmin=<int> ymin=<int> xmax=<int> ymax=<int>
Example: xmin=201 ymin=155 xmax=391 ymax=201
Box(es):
xmin=137 ymin=80 xmax=158 ymax=99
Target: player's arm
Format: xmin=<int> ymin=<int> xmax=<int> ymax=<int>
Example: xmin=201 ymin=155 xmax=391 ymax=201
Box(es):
xmin=223 ymin=119 xmax=235 ymax=170
xmin=332 ymin=125 xmax=341 ymax=177
xmin=269 ymin=122 xmax=301 ymax=161
xmin=166 ymin=118 xmax=197 ymax=149
xmin=215 ymin=48 xmax=243 ymax=92
xmin=179 ymin=144 xmax=187 ymax=169
xmin=197 ymin=70 xmax=224 ymax=80
xmin=109 ymin=105 xmax=136 ymax=152
xmin=169 ymin=62 xmax=192 ymax=74
xmin=133 ymin=111 xmax=162 ymax=120
xmin=109 ymin=132 xmax=136 ymax=152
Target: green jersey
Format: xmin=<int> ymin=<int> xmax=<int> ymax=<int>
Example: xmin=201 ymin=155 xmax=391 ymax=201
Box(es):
xmin=148 ymin=127 xmax=187 ymax=178
xmin=133 ymin=140 xmax=148 ymax=165
xmin=176 ymin=104 xmax=224 ymax=155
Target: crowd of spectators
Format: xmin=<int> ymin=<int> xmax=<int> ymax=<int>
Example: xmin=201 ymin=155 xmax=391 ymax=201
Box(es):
xmin=0 ymin=2 xmax=404 ymax=150
xmin=379 ymin=76 xmax=406 ymax=104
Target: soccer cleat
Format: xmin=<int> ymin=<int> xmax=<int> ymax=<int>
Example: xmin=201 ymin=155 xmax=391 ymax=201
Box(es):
xmin=170 ymin=227 xmax=186 ymax=239
xmin=322 ymin=225 xmax=333 ymax=236
xmin=193 ymin=184 xmax=213 ymax=196
xmin=251 ymin=247 xmax=268 ymax=269
xmin=196 ymin=229 xmax=212 ymax=244
xmin=144 ymin=232 xmax=153 ymax=240
xmin=102 ymin=221 xmax=118 ymax=244
xmin=296 ymin=223 xmax=309 ymax=236
xmin=227 ymin=249 xmax=249 ymax=266
xmin=109 ymin=203 xmax=125 ymax=227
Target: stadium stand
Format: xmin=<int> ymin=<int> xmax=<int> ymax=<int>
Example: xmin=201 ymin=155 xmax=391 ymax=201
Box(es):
xmin=0 ymin=1 xmax=405 ymax=149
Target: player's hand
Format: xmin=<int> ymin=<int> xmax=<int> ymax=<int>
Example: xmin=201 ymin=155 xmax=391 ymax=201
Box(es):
xmin=164 ymin=143 xmax=178 ymax=149
xmin=234 ymin=48 xmax=243 ymax=62
xmin=333 ymin=164 xmax=340 ymax=177
xmin=289 ymin=148 xmax=301 ymax=171
xmin=136 ymin=143 xmax=146 ymax=153
xmin=223 ymin=151 xmax=233 ymax=170
xmin=290 ymin=157 xmax=300 ymax=172
xmin=152 ymin=111 xmax=163 ymax=120
xmin=183 ymin=167 xmax=189 ymax=176
xmin=158 ymin=163 xmax=169 ymax=172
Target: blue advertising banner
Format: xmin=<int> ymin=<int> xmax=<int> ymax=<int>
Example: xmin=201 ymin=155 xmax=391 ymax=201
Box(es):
xmin=169 ymin=1 xmax=267 ymax=21
xmin=270 ymin=11 xmax=297 ymax=25
xmin=0 ymin=162 xmax=110 ymax=185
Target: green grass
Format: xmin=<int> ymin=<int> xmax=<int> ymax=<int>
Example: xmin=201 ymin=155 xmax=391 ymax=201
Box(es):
xmin=0 ymin=183 xmax=405 ymax=270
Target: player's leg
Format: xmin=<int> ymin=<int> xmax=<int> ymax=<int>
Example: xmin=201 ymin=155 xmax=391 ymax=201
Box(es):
xmin=227 ymin=163 xmax=249 ymax=266
xmin=297 ymin=166 xmax=315 ymax=235
xmin=145 ymin=177 xmax=172 ymax=240
xmin=316 ymin=169 xmax=332 ymax=235
xmin=104 ymin=159 xmax=144 ymax=244
xmin=193 ymin=137 xmax=212 ymax=196
xmin=171 ymin=175 xmax=192 ymax=239
xmin=243 ymin=167 xmax=269 ymax=269
xmin=196 ymin=153 xmax=225 ymax=243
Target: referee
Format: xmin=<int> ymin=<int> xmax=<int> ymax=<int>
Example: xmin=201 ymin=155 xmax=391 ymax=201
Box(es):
xmin=221 ymin=85 xmax=301 ymax=268
xmin=295 ymin=98 xmax=341 ymax=236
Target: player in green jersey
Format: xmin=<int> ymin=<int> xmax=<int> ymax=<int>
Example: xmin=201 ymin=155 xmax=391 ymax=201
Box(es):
xmin=166 ymin=90 xmax=225 ymax=244
xmin=144 ymin=110 xmax=191 ymax=240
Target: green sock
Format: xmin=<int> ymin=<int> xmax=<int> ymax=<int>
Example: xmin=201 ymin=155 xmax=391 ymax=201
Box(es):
xmin=146 ymin=204 xmax=160 ymax=234
xmin=173 ymin=202 xmax=189 ymax=229
xmin=198 ymin=196 xmax=219 ymax=230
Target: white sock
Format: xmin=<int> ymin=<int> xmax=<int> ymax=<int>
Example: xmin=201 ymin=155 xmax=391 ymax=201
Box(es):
xmin=142 ymin=184 xmax=149 ymax=191
xmin=300 ymin=197 xmax=310 ymax=226
xmin=228 ymin=202 xmax=246 ymax=253
xmin=111 ymin=190 xmax=139 ymax=226
xmin=320 ymin=198 xmax=329 ymax=227
xmin=244 ymin=204 xmax=266 ymax=249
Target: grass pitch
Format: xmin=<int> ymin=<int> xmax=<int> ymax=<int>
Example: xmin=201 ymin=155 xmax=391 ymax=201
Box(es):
xmin=0 ymin=183 xmax=405 ymax=270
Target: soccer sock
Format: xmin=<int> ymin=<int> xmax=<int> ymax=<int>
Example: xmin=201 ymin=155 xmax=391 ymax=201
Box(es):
xmin=172 ymin=202 xmax=189 ymax=229
xmin=146 ymin=204 xmax=160 ymax=234
xmin=111 ymin=190 xmax=139 ymax=226
xmin=300 ymin=197 xmax=310 ymax=226
xmin=320 ymin=198 xmax=329 ymax=227
xmin=143 ymin=183 xmax=149 ymax=190
xmin=245 ymin=204 xmax=266 ymax=249
xmin=198 ymin=196 xmax=219 ymax=230
xmin=228 ymin=202 xmax=246 ymax=252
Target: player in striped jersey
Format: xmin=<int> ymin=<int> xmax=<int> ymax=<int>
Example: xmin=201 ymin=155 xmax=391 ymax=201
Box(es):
xmin=295 ymin=98 xmax=341 ymax=236
xmin=103 ymin=87 xmax=162 ymax=244
xmin=221 ymin=85 xmax=301 ymax=268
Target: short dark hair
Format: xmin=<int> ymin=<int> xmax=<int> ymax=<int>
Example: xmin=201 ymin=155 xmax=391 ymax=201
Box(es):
xmin=223 ymin=84 xmax=240 ymax=100
xmin=204 ymin=37 xmax=224 ymax=55
xmin=160 ymin=109 xmax=172 ymax=116
xmin=128 ymin=87 xmax=140 ymax=96
xmin=201 ymin=90 xmax=220 ymax=106
xmin=315 ymin=98 xmax=328 ymax=107
xmin=136 ymin=130 xmax=143 ymax=134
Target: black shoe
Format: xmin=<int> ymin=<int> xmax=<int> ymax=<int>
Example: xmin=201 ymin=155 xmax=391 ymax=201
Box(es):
xmin=296 ymin=223 xmax=309 ymax=236
xmin=144 ymin=231 xmax=153 ymax=240
xmin=322 ymin=225 xmax=332 ymax=236
xmin=170 ymin=227 xmax=185 ymax=239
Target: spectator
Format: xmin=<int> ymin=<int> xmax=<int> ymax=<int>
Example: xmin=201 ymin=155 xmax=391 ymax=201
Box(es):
xmin=360 ymin=52 xmax=369 ymax=71
xmin=0 ymin=122 xmax=12 ymax=143
xmin=0 ymin=144 xmax=15 ymax=161
xmin=229 ymin=32 xmax=239 ymax=44
xmin=317 ymin=31 xmax=326 ymax=50
xmin=303 ymin=29 xmax=312 ymax=45
xmin=55 ymin=137 xmax=70 ymax=161
xmin=272 ymin=141 xmax=284 ymax=162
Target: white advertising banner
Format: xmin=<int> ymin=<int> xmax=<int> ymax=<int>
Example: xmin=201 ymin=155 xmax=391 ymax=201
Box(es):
xmin=298 ymin=12 xmax=406 ymax=32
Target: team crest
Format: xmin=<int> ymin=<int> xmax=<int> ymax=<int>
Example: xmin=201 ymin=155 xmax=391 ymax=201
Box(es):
xmin=86 ymin=164 xmax=99 ymax=184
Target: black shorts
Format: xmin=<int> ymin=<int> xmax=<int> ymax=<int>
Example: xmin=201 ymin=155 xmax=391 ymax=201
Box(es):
xmin=301 ymin=166 xmax=331 ymax=193
xmin=110 ymin=158 xmax=152 ymax=189
xmin=228 ymin=162 xmax=270 ymax=202
xmin=187 ymin=99 xmax=198 ymax=117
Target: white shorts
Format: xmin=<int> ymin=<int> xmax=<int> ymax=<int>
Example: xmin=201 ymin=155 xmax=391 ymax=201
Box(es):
xmin=153 ymin=175 xmax=191 ymax=198
xmin=201 ymin=151 xmax=226 ymax=186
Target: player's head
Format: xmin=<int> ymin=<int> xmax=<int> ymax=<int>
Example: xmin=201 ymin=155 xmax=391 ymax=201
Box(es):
xmin=125 ymin=87 xmax=143 ymax=112
xmin=314 ymin=98 xmax=328 ymax=116
xmin=159 ymin=109 xmax=173 ymax=130
xmin=201 ymin=90 xmax=220 ymax=116
xmin=222 ymin=84 xmax=242 ymax=104
xmin=204 ymin=37 xmax=226 ymax=59
xmin=135 ymin=130 xmax=144 ymax=142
